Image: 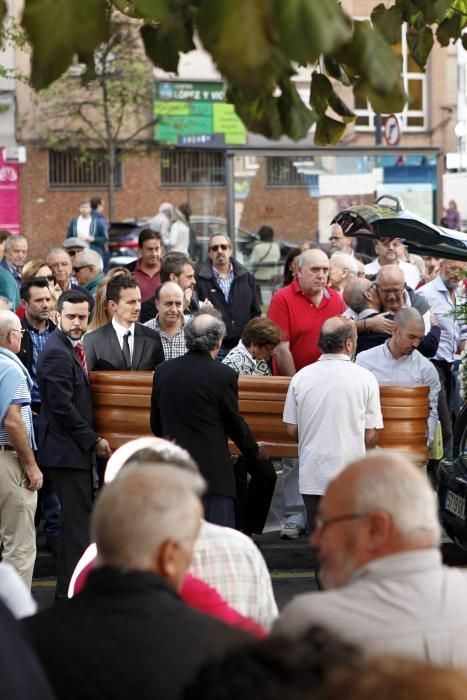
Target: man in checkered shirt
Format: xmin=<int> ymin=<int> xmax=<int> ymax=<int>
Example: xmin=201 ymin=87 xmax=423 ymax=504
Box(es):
xmin=144 ymin=281 xmax=187 ymax=360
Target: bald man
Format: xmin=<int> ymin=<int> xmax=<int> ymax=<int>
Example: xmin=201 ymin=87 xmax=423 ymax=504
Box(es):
xmin=144 ymin=281 xmax=186 ymax=360
xmin=283 ymin=316 xmax=382 ymax=537
xmin=356 ymin=307 xmax=440 ymax=444
xmin=274 ymin=450 xmax=467 ymax=666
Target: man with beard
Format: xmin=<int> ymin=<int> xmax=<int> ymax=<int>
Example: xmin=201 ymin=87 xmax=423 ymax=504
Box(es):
xmin=196 ymin=234 xmax=260 ymax=360
xmin=273 ymin=451 xmax=467 ymax=666
xmin=37 ymin=290 xmax=111 ymax=597
xmin=356 ymin=307 xmax=440 ymax=445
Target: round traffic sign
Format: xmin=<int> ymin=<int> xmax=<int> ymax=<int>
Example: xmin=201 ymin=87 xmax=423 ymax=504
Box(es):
xmin=384 ymin=114 xmax=401 ymax=146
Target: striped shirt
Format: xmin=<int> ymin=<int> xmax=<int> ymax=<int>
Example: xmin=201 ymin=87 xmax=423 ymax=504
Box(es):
xmin=0 ymin=376 xmax=33 ymax=446
xmin=212 ymin=264 xmax=234 ymax=301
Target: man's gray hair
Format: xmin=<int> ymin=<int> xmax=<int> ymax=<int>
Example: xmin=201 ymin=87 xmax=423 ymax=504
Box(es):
xmin=208 ymin=233 xmax=231 ymax=248
xmin=75 ymin=249 xmax=103 ymax=273
xmin=185 ymin=310 xmax=226 ymax=352
xmin=4 ymin=234 xmax=27 ymax=252
xmin=47 ymin=247 xmax=71 ymax=261
xmin=92 ymin=464 xmax=206 ymax=571
xmin=352 ymin=450 xmax=441 ymax=546
xmin=330 ymin=252 xmax=358 ymax=277
xmin=343 ymin=278 xmax=371 ymax=314
xmin=0 ymin=296 xmax=12 ymax=310
xmin=393 ymin=307 xmax=423 ymax=328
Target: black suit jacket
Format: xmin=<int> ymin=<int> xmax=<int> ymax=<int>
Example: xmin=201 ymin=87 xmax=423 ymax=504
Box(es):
xmin=23 ymin=567 xmax=249 ymax=700
xmin=83 ymin=322 xmax=164 ymax=371
xmin=37 ymin=328 xmax=98 ymax=470
xmin=151 ymin=350 xmax=259 ymax=497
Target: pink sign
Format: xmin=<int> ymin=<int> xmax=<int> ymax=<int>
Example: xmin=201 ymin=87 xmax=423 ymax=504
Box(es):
xmin=0 ymin=152 xmax=20 ymax=234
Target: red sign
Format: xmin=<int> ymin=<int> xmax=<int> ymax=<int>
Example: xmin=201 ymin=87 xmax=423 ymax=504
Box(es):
xmin=383 ymin=114 xmax=401 ymax=146
xmin=0 ymin=152 xmax=20 ymax=234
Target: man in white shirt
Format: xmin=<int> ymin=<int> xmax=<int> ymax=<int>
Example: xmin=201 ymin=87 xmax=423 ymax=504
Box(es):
xmin=283 ymin=316 xmax=383 ymax=536
xmin=356 ymin=307 xmax=440 ymax=444
xmin=273 ymin=450 xmax=467 ymax=667
xmin=364 ymin=237 xmax=420 ymax=290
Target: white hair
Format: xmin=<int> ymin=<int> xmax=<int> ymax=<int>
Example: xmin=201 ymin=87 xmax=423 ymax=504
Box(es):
xmin=352 ymin=450 xmax=441 ymax=546
xmin=330 ymin=252 xmax=358 ymax=277
xmin=92 ymin=464 xmax=205 ymax=571
xmin=4 ymin=234 xmax=27 ymax=252
xmin=75 ymin=249 xmax=103 ymax=273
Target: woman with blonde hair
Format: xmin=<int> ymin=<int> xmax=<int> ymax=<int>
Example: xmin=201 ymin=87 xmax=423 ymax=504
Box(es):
xmin=86 ymin=266 xmax=133 ymax=332
xmin=20 ymin=259 xmax=61 ymax=323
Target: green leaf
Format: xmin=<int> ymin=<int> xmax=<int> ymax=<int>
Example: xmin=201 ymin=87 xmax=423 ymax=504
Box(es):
xmin=371 ymin=4 xmax=403 ymax=45
xmin=197 ymin=0 xmax=286 ymax=91
xmin=22 ymin=0 xmax=109 ymax=89
xmin=309 ymin=72 xmax=333 ymax=115
xmin=278 ymin=77 xmax=316 ymax=140
xmin=140 ymin=16 xmax=195 ymax=72
xmin=273 ymin=0 xmax=351 ymax=65
xmin=226 ymin=85 xmax=284 ymax=140
xmin=0 ymin=0 xmax=7 ymax=41
xmin=354 ymin=77 xmax=406 ymax=114
xmin=436 ymin=14 xmax=462 ymax=46
xmin=462 ymin=32 xmax=467 ymax=51
xmin=328 ymin=91 xmax=356 ymax=123
xmin=432 ymin=0 xmax=453 ymax=19
xmin=323 ymin=56 xmax=352 ymax=87
xmin=133 ymin=0 xmax=172 ymax=21
xmin=406 ymin=25 xmax=433 ymax=69
xmin=314 ymin=115 xmax=346 ymax=146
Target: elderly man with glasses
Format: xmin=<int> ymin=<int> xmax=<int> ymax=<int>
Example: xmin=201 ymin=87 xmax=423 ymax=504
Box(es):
xmin=195 ymin=234 xmax=261 ymax=360
xmin=71 ymin=249 xmax=105 ymax=297
xmin=273 ymin=450 xmax=467 ymax=666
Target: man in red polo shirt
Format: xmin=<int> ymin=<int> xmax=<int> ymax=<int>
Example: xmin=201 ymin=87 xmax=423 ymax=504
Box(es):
xmin=126 ymin=229 xmax=162 ymax=302
xmin=267 ymin=248 xmax=345 ymax=539
xmin=268 ymin=248 xmax=345 ymax=375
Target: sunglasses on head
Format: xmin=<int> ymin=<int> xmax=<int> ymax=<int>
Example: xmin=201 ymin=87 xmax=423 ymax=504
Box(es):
xmin=209 ymin=244 xmax=229 ymax=252
xmin=72 ymin=265 xmax=90 ymax=273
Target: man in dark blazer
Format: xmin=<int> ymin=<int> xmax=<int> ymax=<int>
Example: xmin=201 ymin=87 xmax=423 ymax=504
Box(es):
xmin=151 ymin=310 xmax=266 ymax=527
xmin=37 ymin=290 xmax=111 ymax=597
xmin=23 ymin=465 xmax=249 ymax=700
xmin=83 ymin=275 xmax=164 ymax=370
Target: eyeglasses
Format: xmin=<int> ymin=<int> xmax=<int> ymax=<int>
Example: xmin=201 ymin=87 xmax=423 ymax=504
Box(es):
xmin=72 ymin=265 xmax=90 ymax=273
xmin=376 ymin=286 xmax=404 ymax=294
xmin=315 ymin=513 xmax=368 ymax=533
xmin=10 ymin=328 xmax=25 ymax=336
xmin=209 ymin=244 xmax=229 ymax=252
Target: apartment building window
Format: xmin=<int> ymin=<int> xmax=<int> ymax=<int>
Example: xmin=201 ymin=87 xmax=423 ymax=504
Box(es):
xmin=266 ymin=156 xmax=312 ymax=187
xmin=354 ymin=25 xmax=427 ymax=131
xmin=160 ymin=149 xmax=225 ymax=187
xmin=48 ymin=149 xmax=122 ymax=188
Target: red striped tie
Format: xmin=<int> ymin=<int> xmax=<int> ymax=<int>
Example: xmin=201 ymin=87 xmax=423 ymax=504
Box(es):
xmin=76 ymin=342 xmax=88 ymax=375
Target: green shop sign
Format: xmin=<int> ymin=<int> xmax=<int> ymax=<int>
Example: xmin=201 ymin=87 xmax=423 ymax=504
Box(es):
xmin=154 ymin=81 xmax=246 ymax=146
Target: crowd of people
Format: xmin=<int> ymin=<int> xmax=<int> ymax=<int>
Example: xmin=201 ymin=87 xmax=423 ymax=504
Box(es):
xmin=1 ymin=197 xmax=467 ymax=698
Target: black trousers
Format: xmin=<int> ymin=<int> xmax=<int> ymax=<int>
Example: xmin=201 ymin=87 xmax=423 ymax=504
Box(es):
xmin=234 ymin=456 xmax=277 ymax=535
xmin=47 ymin=468 xmax=94 ymax=597
xmin=432 ymin=361 xmax=454 ymax=459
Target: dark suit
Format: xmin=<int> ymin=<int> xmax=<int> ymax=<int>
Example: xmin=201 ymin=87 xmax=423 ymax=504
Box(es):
xmin=83 ymin=321 xmax=164 ymax=371
xmin=23 ymin=567 xmax=249 ymax=700
xmin=37 ymin=328 xmax=99 ymax=596
xmin=151 ymin=350 xmax=259 ymax=526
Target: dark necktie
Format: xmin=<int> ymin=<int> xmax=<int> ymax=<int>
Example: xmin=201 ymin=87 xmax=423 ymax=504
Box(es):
xmin=75 ymin=342 xmax=88 ymax=375
xmin=122 ymin=331 xmax=132 ymax=369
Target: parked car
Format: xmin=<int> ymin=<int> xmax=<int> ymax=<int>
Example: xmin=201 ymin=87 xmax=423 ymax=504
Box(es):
xmin=109 ymin=215 xmax=296 ymax=270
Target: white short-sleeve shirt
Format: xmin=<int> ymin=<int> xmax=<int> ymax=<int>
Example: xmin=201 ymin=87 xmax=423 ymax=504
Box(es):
xmin=283 ymin=354 xmax=383 ymax=495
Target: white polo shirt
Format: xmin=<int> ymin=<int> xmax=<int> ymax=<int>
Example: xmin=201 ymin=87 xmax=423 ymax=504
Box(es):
xmin=283 ymin=354 xmax=383 ymax=495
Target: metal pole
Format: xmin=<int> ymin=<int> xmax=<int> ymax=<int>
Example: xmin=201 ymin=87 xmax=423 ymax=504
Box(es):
xmin=225 ymin=152 xmax=236 ymax=255
xmin=375 ymin=113 xmax=383 ymax=145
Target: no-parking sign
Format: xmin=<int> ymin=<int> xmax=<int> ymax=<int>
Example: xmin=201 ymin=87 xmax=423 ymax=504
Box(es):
xmin=384 ymin=114 xmax=401 ymax=146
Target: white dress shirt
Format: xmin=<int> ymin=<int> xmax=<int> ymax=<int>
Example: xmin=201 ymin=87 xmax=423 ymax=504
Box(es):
xmin=111 ymin=317 xmax=135 ymax=360
xmin=356 ymin=340 xmax=440 ymax=442
xmin=417 ymin=275 xmax=466 ymax=363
